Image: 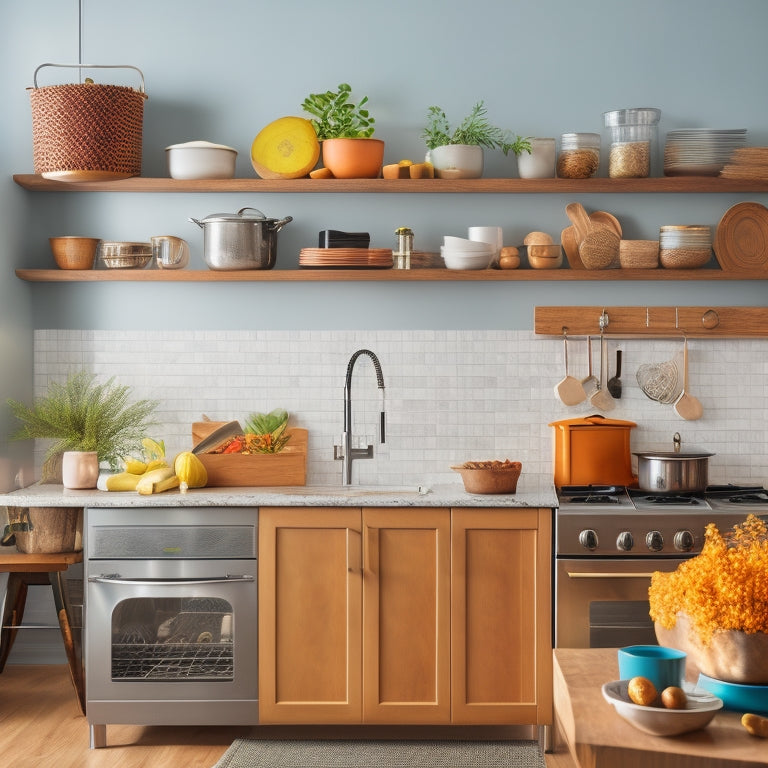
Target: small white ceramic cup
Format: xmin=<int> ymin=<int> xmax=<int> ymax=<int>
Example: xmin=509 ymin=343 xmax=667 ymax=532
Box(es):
xmin=468 ymin=226 xmax=503 ymax=263
xmin=517 ymin=137 xmax=556 ymax=179
xmin=62 ymin=451 xmax=99 ymax=489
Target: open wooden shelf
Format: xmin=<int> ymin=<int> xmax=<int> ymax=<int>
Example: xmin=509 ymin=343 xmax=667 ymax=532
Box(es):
xmin=13 ymin=174 xmax=768 ymax=194
xmin=15 ymin=267 xmax=768 ymax=282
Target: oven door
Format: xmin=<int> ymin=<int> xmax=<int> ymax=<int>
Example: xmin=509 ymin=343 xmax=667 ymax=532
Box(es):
xmin=86 ymin=558 xmax=257 ymax=710
xmin=555 ymin=557 xmax=687 ymax=648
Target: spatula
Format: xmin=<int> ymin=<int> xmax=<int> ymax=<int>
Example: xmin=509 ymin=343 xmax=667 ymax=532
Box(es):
xmin=589 ymin=333 xmax=616 ymax=411
xmin=607 ymin=349 xmax=622 ymax=398
xmin=673 ymin=337 xmax=703 ymax=420
xmin=581 ymin=336 xmax=598 ymax=396
xmin=554 ymin=334 xmax=587 ymax=406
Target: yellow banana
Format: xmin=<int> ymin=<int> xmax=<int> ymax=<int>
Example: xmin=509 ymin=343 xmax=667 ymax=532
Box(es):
xmin=123 ymin=458 xmax=148 ymax=475
xmin=136 ymin=467 xmax=180 ymax=495
xmin=144 ymin=459 xmax=169 ymax=473
xmin=105 ymin=472 xmax=142 ymax=492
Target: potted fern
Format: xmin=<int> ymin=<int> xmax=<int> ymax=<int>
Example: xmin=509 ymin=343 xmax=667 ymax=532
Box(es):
xmin=422 ymin=102 xmax=531 ymax=178
xmin=7 ymin=370 xmax=158 ymax=487
xmin=301 ymin=83 xmax=384 ymax=178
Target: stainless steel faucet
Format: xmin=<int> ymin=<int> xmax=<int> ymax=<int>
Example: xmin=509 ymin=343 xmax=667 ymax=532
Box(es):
xmin=333 ymin=349 xmax=386 ymax=485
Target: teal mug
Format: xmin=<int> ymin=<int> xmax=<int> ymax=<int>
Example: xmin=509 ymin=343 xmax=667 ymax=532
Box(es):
xmin=618 ymin=645 xmax=686 ymax=691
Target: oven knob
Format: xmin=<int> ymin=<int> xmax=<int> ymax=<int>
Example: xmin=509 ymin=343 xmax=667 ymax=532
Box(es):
xmin=674 ymin=529 xmax=695 ymax=552
xmin=579 ymin=529 xmax=599 ymax=551
xmin=616 ymin=531 xmax=634 ymax=551
xmin=646 ymin=530 xmax=664 ymax=552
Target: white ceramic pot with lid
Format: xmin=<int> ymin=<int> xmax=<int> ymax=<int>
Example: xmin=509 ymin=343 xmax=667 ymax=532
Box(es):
xmin=165 ymin=140 xmax=237 ymax=179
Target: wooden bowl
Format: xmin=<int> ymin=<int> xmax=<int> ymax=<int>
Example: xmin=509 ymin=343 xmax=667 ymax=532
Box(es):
xmin=451 ymin=462 xmax=522 ymax=494
xmin=527 ymin=244 xmax=563 ymax=269
xmin=49 ymin=237 xmax=100 ymax=270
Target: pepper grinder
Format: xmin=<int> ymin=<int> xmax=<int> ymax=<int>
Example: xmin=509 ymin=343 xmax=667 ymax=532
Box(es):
xmin=393 ymin=226 xmax=413 ymax=269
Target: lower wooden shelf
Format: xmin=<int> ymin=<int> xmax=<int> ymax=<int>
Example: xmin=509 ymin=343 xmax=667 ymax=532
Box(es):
xmin=14 ymin=267 xmax=768 ymax=282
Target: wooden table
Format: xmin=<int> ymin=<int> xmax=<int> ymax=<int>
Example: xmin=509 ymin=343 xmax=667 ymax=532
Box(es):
xmin=553 ymin=648 xmax=766 ymax=768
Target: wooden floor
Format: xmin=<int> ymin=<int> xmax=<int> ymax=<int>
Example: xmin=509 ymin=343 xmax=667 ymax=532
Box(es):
xmin=0 ymin=665 xmax=575 ymax=768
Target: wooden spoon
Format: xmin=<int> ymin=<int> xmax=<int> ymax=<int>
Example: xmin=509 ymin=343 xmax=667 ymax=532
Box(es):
xmin=554 ymin=334 xmax=587 ymax=406
xmin=561 ymin=226 xmax=585 ymax=269
xmin=673 ymin=337 xmax=703 ymax=420
xmin=589 ymin=333 xmax=616 ymax=411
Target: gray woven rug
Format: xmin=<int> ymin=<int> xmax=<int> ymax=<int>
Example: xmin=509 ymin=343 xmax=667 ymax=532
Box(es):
xmin=212 ymin=739 xmax=545 ymax=768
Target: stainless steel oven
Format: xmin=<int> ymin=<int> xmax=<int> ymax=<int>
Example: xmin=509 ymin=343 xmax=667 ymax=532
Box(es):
xmin=555 ymin=484 xmax=768 ymax=649
xmin=85 ymin=507 xmax=258 ymax=748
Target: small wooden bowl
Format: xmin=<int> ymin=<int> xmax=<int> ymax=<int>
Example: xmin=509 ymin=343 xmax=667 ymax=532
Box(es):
xmin=451 ymin=462 xmax=522 ymax=494
xmin=49 ymin=237 xmax=100 ymax=270
xmin=527 ymin=244 xmax=563 ymax=269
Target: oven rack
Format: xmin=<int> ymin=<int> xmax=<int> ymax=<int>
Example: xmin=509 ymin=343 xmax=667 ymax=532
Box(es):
xmin=111 ymin=641 xmax=234 ymax=680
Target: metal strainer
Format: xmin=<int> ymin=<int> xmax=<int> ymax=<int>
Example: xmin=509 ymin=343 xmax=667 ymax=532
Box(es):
xmin=636 ymin=352 xmax=682 ymax=403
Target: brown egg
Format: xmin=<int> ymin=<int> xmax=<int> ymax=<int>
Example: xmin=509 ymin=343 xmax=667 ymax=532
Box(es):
xmin=661 ymin=686 xmax=687 ymax=709
xmin=627 ymin=676 xmax=658 ymax=706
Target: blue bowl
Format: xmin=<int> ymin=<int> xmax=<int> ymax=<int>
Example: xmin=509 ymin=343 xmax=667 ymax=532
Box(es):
xmin=697 ymin=674 xmax=768 ymax=715
xmin=618 ymin=645 xmax=686 ymax=692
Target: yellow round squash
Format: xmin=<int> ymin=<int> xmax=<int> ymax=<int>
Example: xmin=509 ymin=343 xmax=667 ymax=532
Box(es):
xmin=251 ymin=116 xmax=320 ymax=179
xmin=174 ymin=451 xmax=208 ymax=492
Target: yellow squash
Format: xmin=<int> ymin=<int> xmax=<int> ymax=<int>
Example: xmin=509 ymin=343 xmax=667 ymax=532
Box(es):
xmin=251 ymin=116 xmax=320 ymax=179
xmin=174 ymin=451 xmax=208 ymax=492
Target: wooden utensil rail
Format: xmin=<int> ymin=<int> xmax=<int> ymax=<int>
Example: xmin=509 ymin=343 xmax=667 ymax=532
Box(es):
xmin=534 ymin=306 xmax=768 ymax=338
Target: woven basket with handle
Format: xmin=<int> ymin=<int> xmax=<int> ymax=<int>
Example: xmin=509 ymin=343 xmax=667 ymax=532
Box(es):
xmin=28 ymin=63 xmax=147 ymax=180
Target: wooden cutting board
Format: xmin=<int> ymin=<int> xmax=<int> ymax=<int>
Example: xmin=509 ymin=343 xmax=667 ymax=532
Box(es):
xmin=713 ymin=201 xmax=768 ymax=271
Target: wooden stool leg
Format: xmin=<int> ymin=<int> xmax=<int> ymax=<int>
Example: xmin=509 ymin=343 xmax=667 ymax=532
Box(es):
xmin=49 ymin=571 xmax=85 ymax=715
xmin=0 ymin=573 xmax=28 ymax=672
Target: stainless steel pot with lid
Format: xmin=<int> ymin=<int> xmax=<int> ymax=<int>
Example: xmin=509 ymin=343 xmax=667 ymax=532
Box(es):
xmin=190 ymin=206 xmax=292 ymax=270
xmin=633 ymin=432 xmax=713 ymax=493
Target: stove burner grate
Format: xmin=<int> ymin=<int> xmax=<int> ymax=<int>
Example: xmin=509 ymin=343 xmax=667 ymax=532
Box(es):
xmin=563 ymin=494 xmax=620 ymax=504
xmin=633 ymin=494 xmax=702 ymax=506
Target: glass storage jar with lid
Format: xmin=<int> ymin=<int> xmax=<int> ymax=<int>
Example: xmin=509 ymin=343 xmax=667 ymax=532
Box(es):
xmin=557 ymin=133 xmax=601 ymax=178
xmin=603 ymin=108 xmax=661 ymax=178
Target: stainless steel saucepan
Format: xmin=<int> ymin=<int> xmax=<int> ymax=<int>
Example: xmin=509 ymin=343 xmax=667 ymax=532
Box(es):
xmin=633 ymin=432 xmax=713 ymax=493
xmin=190 ymin=207 xmax=292 ymax=270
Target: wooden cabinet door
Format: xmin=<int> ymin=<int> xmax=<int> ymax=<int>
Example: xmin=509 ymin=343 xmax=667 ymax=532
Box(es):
xmin=258 ymin=507 xmax=362 ymax=723
xmin=451 ymin=507 xmax=552 ymax=725
xmin=362 ymin=508 xmax=451 ymax=723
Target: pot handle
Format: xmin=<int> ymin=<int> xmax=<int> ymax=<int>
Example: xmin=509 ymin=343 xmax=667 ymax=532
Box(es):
xmin=189 ymin=217 xmax=204 ymax=229
xmin=271 ymin=216 xmax=293 ymax=233
xmin=673 ymin=432 xmax=681 ymax=453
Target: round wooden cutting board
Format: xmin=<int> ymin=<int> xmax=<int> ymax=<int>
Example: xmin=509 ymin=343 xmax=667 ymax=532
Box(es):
xmin=713 ymin=201 xmax=768 ymax=271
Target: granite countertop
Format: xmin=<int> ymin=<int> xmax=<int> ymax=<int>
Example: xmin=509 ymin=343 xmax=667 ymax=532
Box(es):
xmin=0 ymin=474 xmax=557 ymax=509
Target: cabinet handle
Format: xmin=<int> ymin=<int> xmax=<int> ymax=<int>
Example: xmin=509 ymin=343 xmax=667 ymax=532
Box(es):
xmin=347 ymin=527 xmax=361 ymax=573
xmin=363 ymin=526 xmax=378 ymax=575
xmin=567 ymin=571 xmax=656 ymax=579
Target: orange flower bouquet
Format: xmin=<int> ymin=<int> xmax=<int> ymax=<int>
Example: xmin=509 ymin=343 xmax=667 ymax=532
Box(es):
xmin=649 ymin=514 xmax=768 ymax=684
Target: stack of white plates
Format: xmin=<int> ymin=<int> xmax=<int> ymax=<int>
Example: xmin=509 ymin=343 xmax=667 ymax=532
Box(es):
xmin=441 ymin=236 xmax=494 ymax=270
xmin=664 ymin=128 xmax=747 ymax=176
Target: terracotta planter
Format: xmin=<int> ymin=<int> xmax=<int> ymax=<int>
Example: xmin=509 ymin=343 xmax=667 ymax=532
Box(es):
xmin=61 ymin=450 xmax=99 ymax=489
xmin=426 ymin=144 xmax=484 ymax=179
xmin=655 ymin=612 xmax=768 ymax=684
xmin=321 ymin=138 xmax=384 ymax=179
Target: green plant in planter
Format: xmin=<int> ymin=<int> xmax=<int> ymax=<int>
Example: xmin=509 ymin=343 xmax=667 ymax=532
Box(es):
xmin=301 ymin=83 xmax=376 ymax=139
xmin=422 ymin=101 xmax=531 ymax=156
xmin=7 ymin=370 xmax=158 ymax=480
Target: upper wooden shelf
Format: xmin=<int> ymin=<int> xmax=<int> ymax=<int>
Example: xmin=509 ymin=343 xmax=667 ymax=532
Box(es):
xmin=15 ymin=267 xmax=768 ymax=282
xmin=13 ymin=175 xmax=768 ymax=194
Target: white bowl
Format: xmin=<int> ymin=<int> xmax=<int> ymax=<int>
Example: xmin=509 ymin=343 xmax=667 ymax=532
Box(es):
xmin=443 ymin=235 xmax=495 ymax=252
xmin=441 ymin=247 xmax=493 ymax=270
xmin=166 ymin=140 xmax=237 ymax=180
xmin=602 ymin=680 xmax=723 ymax=736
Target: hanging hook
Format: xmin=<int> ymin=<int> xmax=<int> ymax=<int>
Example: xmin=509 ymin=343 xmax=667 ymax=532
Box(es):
xmin=599 ymin=309 xmax=609 ymax=331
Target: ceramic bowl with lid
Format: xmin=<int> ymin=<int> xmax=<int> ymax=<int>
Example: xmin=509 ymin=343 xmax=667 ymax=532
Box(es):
xmin=166 ymin=140 xmax=238 ymax=180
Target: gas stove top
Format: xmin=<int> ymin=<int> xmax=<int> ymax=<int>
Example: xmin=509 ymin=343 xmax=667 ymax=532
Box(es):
xmin=556 ymin=484 xmax=768 ymax=557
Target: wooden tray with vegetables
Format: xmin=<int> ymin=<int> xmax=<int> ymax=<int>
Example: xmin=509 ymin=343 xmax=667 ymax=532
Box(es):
xmin=192 ymin=410 xmax=307 ymax=487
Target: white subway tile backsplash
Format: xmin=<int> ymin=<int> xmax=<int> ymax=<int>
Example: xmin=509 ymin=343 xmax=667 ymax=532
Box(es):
xmin=32 ymin=330 xmax=768 ymax=488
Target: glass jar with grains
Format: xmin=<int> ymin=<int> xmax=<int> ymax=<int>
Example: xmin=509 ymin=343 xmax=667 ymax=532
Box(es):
xmin=603 ymin=108 xmax=661 ymax=178
xmin=557 ymin=133 xmax=601 ymax=179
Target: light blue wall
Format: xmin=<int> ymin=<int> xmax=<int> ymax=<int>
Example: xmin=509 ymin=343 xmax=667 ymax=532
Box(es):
xmin=2 ymin=0 xmax=768 ymax=481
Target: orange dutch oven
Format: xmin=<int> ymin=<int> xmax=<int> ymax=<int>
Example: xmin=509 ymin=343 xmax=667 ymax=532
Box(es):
xmin=549 ymin=414 xmax=637 ymax=488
